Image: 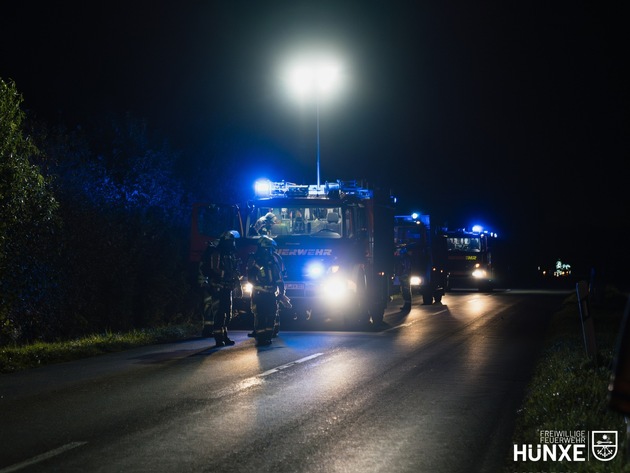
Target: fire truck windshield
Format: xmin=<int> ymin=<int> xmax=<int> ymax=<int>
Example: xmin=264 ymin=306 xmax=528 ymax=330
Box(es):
xmin=247 ymin=206 xmax=344 ymax=238
xmin=447 ymin=237 xmax=481 ymax=252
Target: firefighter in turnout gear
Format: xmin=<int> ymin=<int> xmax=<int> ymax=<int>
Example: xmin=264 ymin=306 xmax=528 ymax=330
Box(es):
xmin=246 ymin=235 xmax=288 ymax=346
xmin=253 ymin=211 xmax=278 ymax=236
xmin=198 ymin=230 xmax=242 ymax=347
xmin=395 ymin=244 xmax=412 ymax=311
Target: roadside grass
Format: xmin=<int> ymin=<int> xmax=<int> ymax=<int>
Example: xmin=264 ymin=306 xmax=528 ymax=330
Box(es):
xmin=506 ymin=285 xmax=630 ymax=473
xmin=0 ymin=324 xmax=200 ymax=374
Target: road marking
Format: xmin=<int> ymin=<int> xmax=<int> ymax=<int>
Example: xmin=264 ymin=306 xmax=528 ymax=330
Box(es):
xmin=210 ymin=353 xmax=325 ymax=399
xmin=259 ymin=353 xmax=324 ymax=377
xmin=385 ymin=308 xmax=449 ymax=332
xmin=0 ymin=441 xmax=87 ymax=473
xmin=385 ymin=322 xmax=414 ymax=332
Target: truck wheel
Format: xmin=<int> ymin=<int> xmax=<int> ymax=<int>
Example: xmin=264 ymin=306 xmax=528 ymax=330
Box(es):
xmin=344 ymin=267 xmax=371 ymax=328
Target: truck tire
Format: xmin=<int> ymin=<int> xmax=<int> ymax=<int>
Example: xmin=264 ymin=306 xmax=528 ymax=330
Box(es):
xmin=368 ymin=270 xmax=388 ymax=326
xmin=344 ymin=266 xmax=371 ymax=328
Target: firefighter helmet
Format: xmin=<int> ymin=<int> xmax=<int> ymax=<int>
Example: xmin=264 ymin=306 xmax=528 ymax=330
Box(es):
xmin=218 ymin=230 xmax=239 ymax=252
xmin=258 ymin=235 xmax=277 ymax=250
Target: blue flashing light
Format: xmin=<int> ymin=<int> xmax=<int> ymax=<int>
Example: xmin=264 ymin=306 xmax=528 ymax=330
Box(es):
xmin=306 ymin=261 xmax=326 ymax=279
xmin=471 ymin=225 xmax=483 ymax=233
xmin=254 ymin=179 xmax=272 ymax=197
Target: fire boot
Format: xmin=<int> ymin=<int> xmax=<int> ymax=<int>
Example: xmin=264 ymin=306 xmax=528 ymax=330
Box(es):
xmin=223 ymin=328 xmax=235 ymax=346
xmin=213 ymin=330 xmax=225 ymax=347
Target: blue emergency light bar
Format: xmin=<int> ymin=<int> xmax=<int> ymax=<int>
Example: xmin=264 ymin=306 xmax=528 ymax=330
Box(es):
xmin=253 ymin=178 xmax=374 ymax=199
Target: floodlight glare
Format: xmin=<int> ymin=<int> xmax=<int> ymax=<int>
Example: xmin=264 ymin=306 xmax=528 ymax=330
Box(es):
xmin=286 ymin=59 xmax=341 ymax=99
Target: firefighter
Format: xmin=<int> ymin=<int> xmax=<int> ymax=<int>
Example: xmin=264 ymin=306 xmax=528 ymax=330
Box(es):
xmin=395 ymin=244 xmax=412 ymax=311
xmin=246 ymin=235 xmax=288 ymax=346
xmin=254 ymin=211 xmax=278 ymax=235
xmin=198 ymin=230 xmax=242 ymax=347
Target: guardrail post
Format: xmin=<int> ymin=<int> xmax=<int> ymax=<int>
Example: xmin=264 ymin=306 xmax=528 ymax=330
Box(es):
xmin=576 ymin=280 xmax=598 ymax=365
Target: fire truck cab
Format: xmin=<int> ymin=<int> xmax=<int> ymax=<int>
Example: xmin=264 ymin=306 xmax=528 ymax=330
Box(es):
xmin=190 ymin=179 xmax=396 ymax=327
xmin=439 ymin=226 xmax=497 ymax=292
xmin=393 ymin=213 xmax=446 ymax=305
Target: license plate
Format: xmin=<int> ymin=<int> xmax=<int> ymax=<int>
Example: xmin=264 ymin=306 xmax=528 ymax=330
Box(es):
xmin=285 ymin=283 xmax=304 ymax=290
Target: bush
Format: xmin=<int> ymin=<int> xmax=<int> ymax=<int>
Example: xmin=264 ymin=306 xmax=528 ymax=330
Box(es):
xmin=0 ymin=78 xmax=62 ymax=344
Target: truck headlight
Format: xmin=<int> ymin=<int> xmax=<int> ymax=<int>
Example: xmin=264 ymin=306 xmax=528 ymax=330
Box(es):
xmin=322 ymin=276 xmax=347 ymax=299
xmin=472 ymin=269 xmax=487 ymax=279
xmin=410 ymin=275 xmax=422 ymax=286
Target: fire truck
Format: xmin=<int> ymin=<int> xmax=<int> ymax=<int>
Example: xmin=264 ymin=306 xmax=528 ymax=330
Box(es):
xmin=190 ymin=178 xmax=396 ymax=327
xmin=438 ymin=226 xmax=497 ymax=292
xmin=393 ymin=213 xmax=446 ymax=304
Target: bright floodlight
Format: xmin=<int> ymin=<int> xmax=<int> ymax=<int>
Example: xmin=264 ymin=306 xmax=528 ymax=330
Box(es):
xmin=286 ymin=59 xmax=341 ymax=100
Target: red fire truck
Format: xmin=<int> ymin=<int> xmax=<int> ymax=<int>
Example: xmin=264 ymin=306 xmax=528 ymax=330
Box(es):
xmin=190 ymin=179 xmax=396 ymax=327
xmin=439 ymin=226 xmax=498 ymax=292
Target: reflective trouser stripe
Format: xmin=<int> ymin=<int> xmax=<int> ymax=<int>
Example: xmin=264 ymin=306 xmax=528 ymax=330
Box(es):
xmin=257 ymin=327 xmax=273 ymax=338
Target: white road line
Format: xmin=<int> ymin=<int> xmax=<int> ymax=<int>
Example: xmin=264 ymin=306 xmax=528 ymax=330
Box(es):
xmin=0 ymin=441 xmax=87 ymax=473
xmin=384 ymin=322 xmax=414 ymax=332
xmin=259 ymin=353 xmax=324 ymax=377
xmin=384 ymin=308 xmax=449 ymax=332
xmin=210 ymin=352 xmax=325 ymax=399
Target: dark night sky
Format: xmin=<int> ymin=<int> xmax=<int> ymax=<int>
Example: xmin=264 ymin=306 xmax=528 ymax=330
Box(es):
xmin=1 ymin=1 xmax=628 ymax=281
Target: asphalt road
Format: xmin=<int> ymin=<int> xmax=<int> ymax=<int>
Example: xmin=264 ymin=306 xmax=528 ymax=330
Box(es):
xmin=0 ymin=289 xmax=568 ymax=473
